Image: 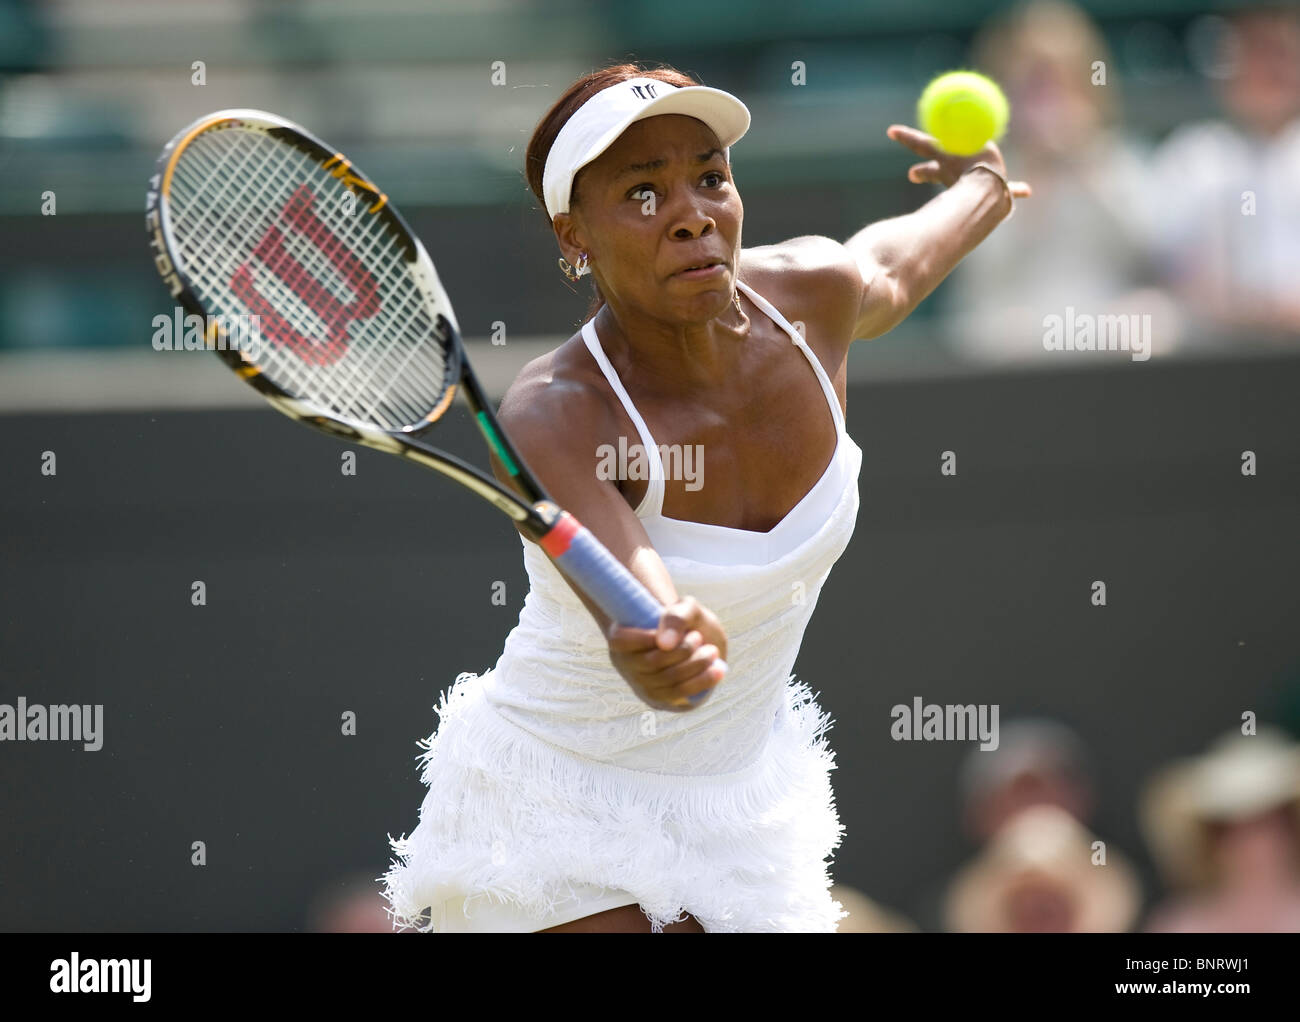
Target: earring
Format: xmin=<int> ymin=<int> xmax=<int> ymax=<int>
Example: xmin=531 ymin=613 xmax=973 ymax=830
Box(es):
xmin=557 ymin=252 xmax=590 ymax=281
xmin=733 ymin=290 xmax=742 ymax=314
xmin=556 ymin=253 xmax=592 ymax=282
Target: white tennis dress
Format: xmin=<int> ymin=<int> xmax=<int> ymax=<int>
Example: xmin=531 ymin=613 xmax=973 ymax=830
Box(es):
xmin=382 ymin=279 xmax=863 ymax=932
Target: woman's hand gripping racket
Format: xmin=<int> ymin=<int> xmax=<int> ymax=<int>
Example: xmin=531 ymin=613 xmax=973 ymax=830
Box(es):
xmin=144 ymin=109 xmax=725 ymax=700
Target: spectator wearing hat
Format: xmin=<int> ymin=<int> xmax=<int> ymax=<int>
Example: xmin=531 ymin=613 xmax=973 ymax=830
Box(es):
xmin=915 ymin=719 xmax=1138 ymax=930
xmin=944 ymin=804 xmax=1140 ymax=932
xmin=1141 ymin=727 xmax=1300 ymax=932
xmin=960 ymin=718 xmax=1094 ymax=841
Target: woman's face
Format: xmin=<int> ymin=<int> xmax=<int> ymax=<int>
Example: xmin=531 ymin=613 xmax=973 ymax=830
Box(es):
xmin=556 ymin=113 xmax=743 ymax=326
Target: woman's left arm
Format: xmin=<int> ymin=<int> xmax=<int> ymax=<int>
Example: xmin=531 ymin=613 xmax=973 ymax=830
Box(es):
xmin=846 ymin=125 xmax=1032 ymax=340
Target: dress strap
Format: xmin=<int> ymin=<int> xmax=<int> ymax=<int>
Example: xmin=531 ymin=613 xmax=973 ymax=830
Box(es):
xmin=735 ymin=279 xmax=845 ymax=435
xmin=581 ymin=318 xmax=666 ymax=516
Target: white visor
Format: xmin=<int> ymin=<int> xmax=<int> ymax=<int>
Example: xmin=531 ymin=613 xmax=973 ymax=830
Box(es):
xmin=542 ymin=76 xmax=751 ymax=221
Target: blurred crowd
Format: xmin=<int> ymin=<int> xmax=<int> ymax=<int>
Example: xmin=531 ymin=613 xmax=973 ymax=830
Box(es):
xmin=827 ymin=720 xmax=1300 ymax=934
xmin=2 ymin=0 xmax=1296 ymax=363
xmin=942 ymin=0 xmax=1300 ymax=362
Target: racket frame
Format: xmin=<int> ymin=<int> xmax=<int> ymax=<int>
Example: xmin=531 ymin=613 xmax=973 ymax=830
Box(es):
xmin=146 ymin=109 xmax=556 ymax=535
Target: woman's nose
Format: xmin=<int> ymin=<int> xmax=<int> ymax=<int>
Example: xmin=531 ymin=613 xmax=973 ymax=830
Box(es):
xmin=672 ymin=217 xmax=713 ymax=240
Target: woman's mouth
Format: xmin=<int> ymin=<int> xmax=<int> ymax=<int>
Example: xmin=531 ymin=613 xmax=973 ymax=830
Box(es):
xmin=673 ymin=261 xmax=726 ymax=279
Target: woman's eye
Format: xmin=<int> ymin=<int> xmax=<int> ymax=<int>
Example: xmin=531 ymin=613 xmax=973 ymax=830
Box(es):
xmin=702 ymin=171 xmax=724 ymax=187
xmin=629 ymin=185 xmax=655 ymax=201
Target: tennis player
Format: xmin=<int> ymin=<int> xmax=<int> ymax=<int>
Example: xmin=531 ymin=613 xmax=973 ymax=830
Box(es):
xmin=382 ymin=62 xmax=1029 ymax=933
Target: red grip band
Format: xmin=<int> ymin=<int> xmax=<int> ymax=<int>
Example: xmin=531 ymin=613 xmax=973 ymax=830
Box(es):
xmin=539 ymin=513 xmax=581 ymax=557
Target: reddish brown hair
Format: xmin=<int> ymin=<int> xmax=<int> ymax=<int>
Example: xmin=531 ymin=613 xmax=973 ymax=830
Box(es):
xmin=525 ymin=62 xmax=699 ymax=323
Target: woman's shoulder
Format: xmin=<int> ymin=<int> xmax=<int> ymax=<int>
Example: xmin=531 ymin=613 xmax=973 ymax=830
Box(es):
xmin=497 ymin=334 xmax=620 ymax=441
xmin=739 ymin=235 xmax=862 ymax=350
xmin=739 ymin=233 xmax=857 ymax=275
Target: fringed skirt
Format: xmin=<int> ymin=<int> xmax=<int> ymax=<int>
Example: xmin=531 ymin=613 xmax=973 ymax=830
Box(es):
xmin=380 ymin=670 xmax=847 ymax=932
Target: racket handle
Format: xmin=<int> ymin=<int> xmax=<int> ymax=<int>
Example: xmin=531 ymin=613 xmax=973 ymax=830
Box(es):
xmin=541 ymin=514 xmax=663 ymax=629
xmin=539 ymin=514 xmax=730 ymax=682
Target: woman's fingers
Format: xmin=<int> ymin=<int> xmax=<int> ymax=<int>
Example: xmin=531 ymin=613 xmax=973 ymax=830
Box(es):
xmin=639 ymin=633 xmax=706 ymax=673
xmin=887 ymin=123 xmax=939 ymax=158
xmin=891 ymin=128 xmax=1033 ymax=201
xmin=664 ymin=653 xmax=726 ymax=710
xmin=908 ymin=159 xmax=944 ymax=184
xmin=610 ymin=622 xmax=711 ymax=670
xmin=655 ymin=643 xmax=719 ymax=684
xmin=606 ymin=624 xmax=658 ymax=653
xmin=907 ymin=161 xmax=1033 ymax=199
xmin=673 ymin=666 xmax=723 ymax=710
xmin=654 ymin=596 xmax=707 ymax=650
xmin=637 ymin=635 xmax=723 ymax=710
xmin=610 ymin=595 xmax=727 ymax=711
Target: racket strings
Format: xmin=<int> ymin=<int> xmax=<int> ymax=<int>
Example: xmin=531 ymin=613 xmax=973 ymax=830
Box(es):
xmin=175 ymin=132 xmax=440 ymax=426
xmin=167 ymin=126 xmax=450 ymax=431
xmin=174 ymin=132 xmax=441 ymax=427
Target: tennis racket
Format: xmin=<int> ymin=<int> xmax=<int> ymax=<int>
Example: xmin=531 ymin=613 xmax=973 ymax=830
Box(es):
xmin=144 ymin=108 xmax=720 ymax=671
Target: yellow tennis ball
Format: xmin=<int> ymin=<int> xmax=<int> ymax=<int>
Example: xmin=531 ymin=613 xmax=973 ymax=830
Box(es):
xmin=917 ymin=71 xmax=1009 ymax=156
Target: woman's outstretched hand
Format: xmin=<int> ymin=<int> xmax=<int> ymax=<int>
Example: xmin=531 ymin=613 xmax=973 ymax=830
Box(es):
xmin=607 ymin=595 xmax=728 ymax=713
xmin=886 ymin=124 xmax=1032 ymax=198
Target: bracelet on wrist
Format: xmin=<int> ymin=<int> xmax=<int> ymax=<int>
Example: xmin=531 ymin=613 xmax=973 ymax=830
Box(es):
xmin=963 ymin=161 xmax=1015 ymax=220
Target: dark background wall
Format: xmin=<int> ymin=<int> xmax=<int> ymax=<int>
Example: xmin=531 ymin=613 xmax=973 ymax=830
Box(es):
xmin=3 ymin=352 xmax=1297 ymax=931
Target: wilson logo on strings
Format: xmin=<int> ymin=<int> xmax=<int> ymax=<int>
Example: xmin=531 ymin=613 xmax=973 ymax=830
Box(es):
xmin=229 ymin=184 xmax=380 ymax=366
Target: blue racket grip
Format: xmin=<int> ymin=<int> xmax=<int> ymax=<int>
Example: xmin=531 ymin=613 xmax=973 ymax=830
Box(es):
xmin=541 ymin=513 xmax=662 ymax=628
xmin=540 ymin=513 xmax=728 ymax=683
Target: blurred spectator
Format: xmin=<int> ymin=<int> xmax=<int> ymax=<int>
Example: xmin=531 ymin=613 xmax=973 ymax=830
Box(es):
xmin=944 ymin=804 xmax=1140 ymax=932
xmin=960 ymin=718 xmax=1094 ymax=841
xmin=1140 ymin=727 xmax=1300 ymax=932
xmin=915 ymin=718 xmax=1137 ymax=931
xmin=1147 ymin=5 xmax=1300 ymax=348
xmin=942 ymin=0 xmax=1178 ymax=365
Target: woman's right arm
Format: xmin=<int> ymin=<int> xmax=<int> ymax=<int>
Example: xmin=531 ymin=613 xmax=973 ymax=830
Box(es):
xmin=487 ymin=359 xmax=727 ymax=712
